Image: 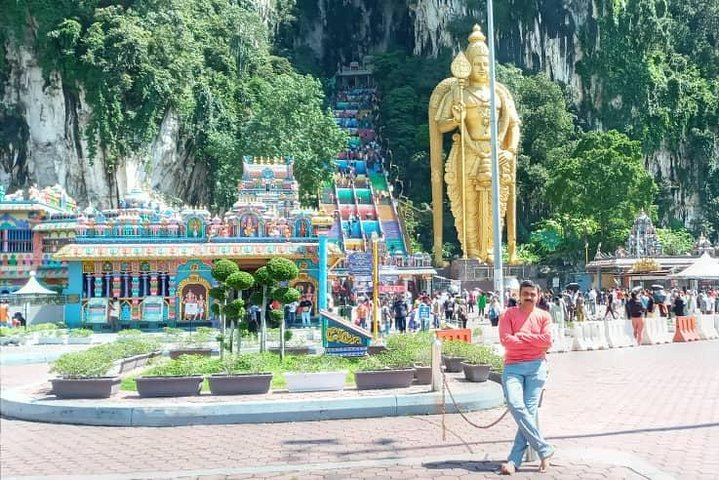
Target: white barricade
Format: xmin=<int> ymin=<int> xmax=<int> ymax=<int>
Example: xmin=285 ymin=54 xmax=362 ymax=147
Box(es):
xmin=696 ymin=314 xmax=719 ymax=340
xmin=571 ymin=324 xmax=588 ymax=351
xmin=642 ymin=316 xmax=672 ymax=345
xmin=605 ymin=320 xmax=634 ymax=348
xmin=548 ymin=323 xmax=568 ymax=353
xmin=585 ymin=321 xmax=609 ymax=350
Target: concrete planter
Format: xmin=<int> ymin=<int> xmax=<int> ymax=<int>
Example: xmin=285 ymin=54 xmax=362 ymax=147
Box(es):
xmin=116 ymin=353 xmax=156 ymax=374
xmin=51 ymin=377 xmax=121 ymax=399
xmin=208 ymin=373 xmax=273 ymax=395
xmin=488 ymin=371 xmax=503 ymax=384
xmin=169 ymin=348 xmax=213 ymax=360
xmin=67 ymin=336 xmax=93 ymax=345
xmin=135 ymin=376 xmax=204 ymax=397
xmin=442 ymin=355 xmax=466 ymax=373
xmin=355 ymin=369 xmax=415 ymax=390
xmin=413 ymin=365 xmax=432 ymax=385
xmin=461 ymin=363 xmax=491 ymax=382
xmin=37 ymin=335 xmax=66 ymax=345
xmin=284 ymin=371 xmax=347 ymax=392
xmin=268 ymin=346 xmax=313 ymax=356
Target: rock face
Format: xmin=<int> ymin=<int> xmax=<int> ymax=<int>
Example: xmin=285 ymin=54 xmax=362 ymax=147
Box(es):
xmin=0 ymin=0 xmax=710 ymax=226
xmin=0 ymin=42 xmax=209 ymax=209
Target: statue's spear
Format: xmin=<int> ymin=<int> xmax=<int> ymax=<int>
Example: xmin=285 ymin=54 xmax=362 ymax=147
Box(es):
xmin=451 ymin=51 xmax=472 ymax=259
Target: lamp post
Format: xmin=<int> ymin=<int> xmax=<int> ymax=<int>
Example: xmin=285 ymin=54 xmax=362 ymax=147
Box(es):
xmin=371 ymin=232 xmax=380 ymax=340
xmin=487 ymin=0 xmax=504 ymax=294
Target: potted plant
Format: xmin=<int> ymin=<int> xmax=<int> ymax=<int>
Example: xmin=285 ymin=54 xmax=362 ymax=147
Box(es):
xmin=207 ymin=353 xmax=276 ymax=395
xmin=169 ymin=327 xmax=215 ymax=359
xmin=354 ymin=350 xmax=415 ymax=390
xmin=37 ymin=324 xmax=66 ymax=345
xmin=135 ymin=355 xmax=209 ymax=397
xmin=283 ymin=354 xmax=350 ymax=392
xmin=67 ymin=328 xmax=94 ymax=345
xmin=114 ymin=336 xmax=163 ymax=372
xmin=386 ymin=332 xmax=433 ymax=384
xmin=460 ymin=344 xmax=495 ymax=382
xmin=50 ymin=349 xmax=120 ymax=398
xmin=0 ymin=326 xmax=27 ymax=346
xmin=441 ymin=340 xmax=471 ymax=373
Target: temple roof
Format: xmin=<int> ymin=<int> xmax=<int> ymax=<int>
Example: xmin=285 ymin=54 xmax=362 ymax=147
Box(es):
xmin=54 ymin=241 xmax=342 ymax=261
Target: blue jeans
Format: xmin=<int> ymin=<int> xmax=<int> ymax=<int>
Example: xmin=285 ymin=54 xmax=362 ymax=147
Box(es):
xmin=501 ymin=359 xmax=554 ymax=468
xmin=301 ymin=311 xmax=311 ymax=327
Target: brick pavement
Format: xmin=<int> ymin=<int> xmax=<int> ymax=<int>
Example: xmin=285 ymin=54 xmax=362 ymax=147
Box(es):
xmin=2 ymin=341 xmax=718 ymax=479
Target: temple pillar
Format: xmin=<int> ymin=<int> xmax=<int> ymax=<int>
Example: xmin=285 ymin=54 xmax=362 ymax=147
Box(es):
xmin=94 ymin=274 xmax=103 ymax=298
xmin=131 ymin=274 xmax=140 ymax=320
xmin=168 ymin=274 xmax=177 ymax=321
xmin=150 ymin=274 xmax=158 ymax=296
xmin=318 ymin=233 xmax=328 ymax=310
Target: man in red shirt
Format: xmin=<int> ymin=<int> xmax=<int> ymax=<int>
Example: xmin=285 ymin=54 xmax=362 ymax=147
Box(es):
xmin=498 ymin=280 xmax=554 ymax=475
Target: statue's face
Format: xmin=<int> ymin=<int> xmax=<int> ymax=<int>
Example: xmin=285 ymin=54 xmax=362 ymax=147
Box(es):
xmin=470 ymin=55 xmax=489 ymax=82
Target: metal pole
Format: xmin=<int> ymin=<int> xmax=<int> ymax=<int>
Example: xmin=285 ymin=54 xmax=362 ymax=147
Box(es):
xmin=459 ymin=81 xmax=468 ymax=259
xmin=372 ymin=234 xmax=380 ymax=339
xmin=487 ymin=0 xmax=504 ymax=294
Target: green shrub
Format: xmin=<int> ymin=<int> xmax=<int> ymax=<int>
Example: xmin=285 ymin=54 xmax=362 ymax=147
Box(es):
xmin=386 ymin=332 xmax=433 ymax=365
xmin=142 ymin=355 xmax=218 ymax=377
xmin=356 ymin=350 xmax=414 ymax=371
xmin=50 ymin=350 xmax=115 ymax=378
xmin=462 ymin=344 xmax=497 ymax=365
xmin=285 ymin=354 xmax=351 ymax=372
xmin=441 ymin=340 xmax=473 ymax=358
xmin=68 ymin=328 xmax=93 ymax=337
xmin=117 ymin=329 xmax=143 ymax=337
xmin=230 ymin=352 xmax=282 ymax=374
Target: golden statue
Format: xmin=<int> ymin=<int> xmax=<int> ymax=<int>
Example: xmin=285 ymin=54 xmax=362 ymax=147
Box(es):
xmin=428 ymin=25 xmax=520 ymax=266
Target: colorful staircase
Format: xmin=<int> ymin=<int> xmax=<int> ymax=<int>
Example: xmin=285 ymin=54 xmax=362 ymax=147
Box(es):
xmin=326 ymin=87 xmax=409 ymax=255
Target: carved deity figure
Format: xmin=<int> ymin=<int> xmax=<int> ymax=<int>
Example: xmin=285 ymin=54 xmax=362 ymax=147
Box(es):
xmin=429 ymin=25 xmax=520 ymax=265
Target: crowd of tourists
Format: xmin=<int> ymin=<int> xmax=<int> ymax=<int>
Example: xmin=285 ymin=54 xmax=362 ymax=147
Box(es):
xmin=546 ymin=286 xmax=719 ymax=326
xmin=328 ymin=283 xmax=719 ymax=337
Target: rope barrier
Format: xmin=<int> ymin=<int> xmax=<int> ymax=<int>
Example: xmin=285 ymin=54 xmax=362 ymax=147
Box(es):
xmin=440 ymin=372 xmax=510 ymax=436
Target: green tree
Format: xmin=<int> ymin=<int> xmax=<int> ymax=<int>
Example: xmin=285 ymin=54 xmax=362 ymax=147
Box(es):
xmin=497 ymin=64 xmax=578 ymax=239
xmin=656 ymin=228 xmax=695 ymax=255
xmin=545 ymin=130 xmax=658 ymax=251
xmin=251 ymin=257 xmax=300 ymax=355
xmin=238 ymin=71 xmax=346 ymax=206
xmin=210 ymin=259 xmax=254 ymax=355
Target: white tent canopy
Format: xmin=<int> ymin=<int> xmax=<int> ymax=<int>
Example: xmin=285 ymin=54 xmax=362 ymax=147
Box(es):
xmin=11 ymin=271 xmax=57 ymax=295
xmin=672 ymin=253 xmax=719 ymax=279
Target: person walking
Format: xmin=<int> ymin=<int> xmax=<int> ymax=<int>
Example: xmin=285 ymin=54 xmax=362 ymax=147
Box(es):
xmin=478 ymin=290 xmax=487 ymax=320
xmin=392 ymin=296 xmax=407 ymax=333
xmin=603 ymin=291 xmax=616 ymax=319
xmin=109 ymin=297 xmax=120 ymax=332
xmin=498 ymin=280 xmax=554 ymax=475
xmin=626 ymin=291 xmax=646 ymax=345
xmin=299 ymin=296 xmax=313 ymax=328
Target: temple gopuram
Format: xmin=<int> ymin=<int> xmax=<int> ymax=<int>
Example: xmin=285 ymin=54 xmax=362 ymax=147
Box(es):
xmin=0 ymin=184 xmax=77 ymax=294
xmin=53 ymin=156 xmax=339 ymax=328
xmin=586 ymin=211 xmax=717 ymax=288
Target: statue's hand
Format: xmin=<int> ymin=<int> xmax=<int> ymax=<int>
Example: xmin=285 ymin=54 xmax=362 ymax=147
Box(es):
xmin=451 ymin=104 xmax=464 ymax=124
xmin=499 ymin=150 xmax=515 ymax=169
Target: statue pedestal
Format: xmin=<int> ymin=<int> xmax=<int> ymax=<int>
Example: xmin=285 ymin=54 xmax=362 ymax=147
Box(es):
xmin=438 ymin=258 xmax=538 ymax=293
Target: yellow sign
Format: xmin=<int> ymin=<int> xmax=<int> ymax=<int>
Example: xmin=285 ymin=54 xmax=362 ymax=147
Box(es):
xmin=325 ymin=327 xmax=361 ymax=345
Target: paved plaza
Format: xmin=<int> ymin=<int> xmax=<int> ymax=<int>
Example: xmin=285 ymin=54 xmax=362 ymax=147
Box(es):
xmin=1 ymin=338 xmax=718 ymax=480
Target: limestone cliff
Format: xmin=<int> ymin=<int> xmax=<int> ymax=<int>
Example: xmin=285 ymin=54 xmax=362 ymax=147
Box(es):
xmin=0 ymin=0 xmax=713 ymax=227
xmin=0 ymin=42 xmax=209 ymax=209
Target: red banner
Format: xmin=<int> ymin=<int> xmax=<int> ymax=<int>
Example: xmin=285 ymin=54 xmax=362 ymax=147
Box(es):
xmin=379 ymin=285 xmax=406 ymax=293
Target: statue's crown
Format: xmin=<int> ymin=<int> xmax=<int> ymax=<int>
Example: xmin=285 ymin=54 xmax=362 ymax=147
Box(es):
xmin=468 ymin=24 xmax=486 ymax=44
xmin=465 ymin=24 xmax=489 ymax=59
